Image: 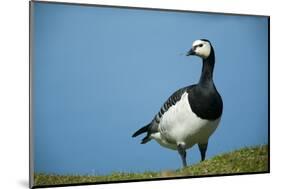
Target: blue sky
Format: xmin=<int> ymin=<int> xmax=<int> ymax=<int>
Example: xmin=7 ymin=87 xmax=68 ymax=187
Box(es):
xmin=32 ymin=2 xmax=268 ymax=175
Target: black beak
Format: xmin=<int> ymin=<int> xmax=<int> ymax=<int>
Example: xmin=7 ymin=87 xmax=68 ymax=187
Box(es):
xmin=186 ymin=48 xmax=195 ymax=56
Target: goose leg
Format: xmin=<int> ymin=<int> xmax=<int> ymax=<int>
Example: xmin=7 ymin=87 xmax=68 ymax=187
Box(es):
xmin=198 ymin=143 xmax=208 ymax=161
xmin=177 ymin=144 xmax=187 ymax=167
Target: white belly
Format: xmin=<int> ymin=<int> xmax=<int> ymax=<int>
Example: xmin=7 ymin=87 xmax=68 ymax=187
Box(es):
xmin=151 ymin=92 xmax=220 ymax=150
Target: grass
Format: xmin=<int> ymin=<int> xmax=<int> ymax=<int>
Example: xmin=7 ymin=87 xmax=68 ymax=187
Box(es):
xmin=34 ymin=145 xmax=268 ymax=187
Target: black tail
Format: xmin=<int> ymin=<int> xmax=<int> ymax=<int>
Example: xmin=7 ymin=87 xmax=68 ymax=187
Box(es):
xmin=132 ymin=124 xmax=152 ymax=144
xmin=140 ymin=135 xmax=151 ymax=144
xmin=132 ymin=124 xmax=149 ymax=137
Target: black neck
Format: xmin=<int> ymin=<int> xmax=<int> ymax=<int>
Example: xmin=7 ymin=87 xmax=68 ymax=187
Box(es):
xmin=199 ymin=48 xmax=215 ymax=86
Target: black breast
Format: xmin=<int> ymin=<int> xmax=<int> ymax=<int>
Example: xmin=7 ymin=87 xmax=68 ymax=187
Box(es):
xmin=188 ymin=85 xmax=223 ymax=120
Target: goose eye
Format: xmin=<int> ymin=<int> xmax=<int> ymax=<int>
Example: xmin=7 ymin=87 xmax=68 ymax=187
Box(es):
xmin=198 ymin=44 xmax=203 ymax=47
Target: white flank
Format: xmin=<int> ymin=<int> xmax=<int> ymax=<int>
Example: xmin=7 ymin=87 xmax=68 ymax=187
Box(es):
xmin=151 ymin=92 xmax=220 ymax=150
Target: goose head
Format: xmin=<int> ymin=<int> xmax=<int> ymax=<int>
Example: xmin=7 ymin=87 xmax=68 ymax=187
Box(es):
xmin=186 ymin=39 xmax=212 ymax=59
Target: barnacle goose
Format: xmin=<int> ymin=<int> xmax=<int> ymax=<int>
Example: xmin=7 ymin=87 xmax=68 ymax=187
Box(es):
xmin=132 ymin=39 xmax=223 ymax=167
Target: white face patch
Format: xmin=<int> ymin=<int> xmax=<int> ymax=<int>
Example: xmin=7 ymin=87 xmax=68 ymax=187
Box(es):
xmin=192 ymin=40 xmax=211 ymax=59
